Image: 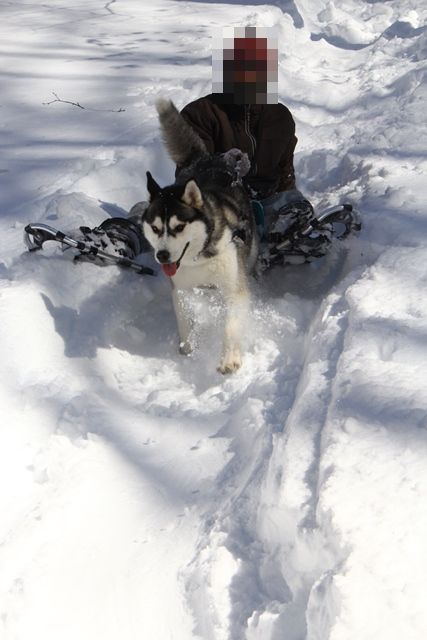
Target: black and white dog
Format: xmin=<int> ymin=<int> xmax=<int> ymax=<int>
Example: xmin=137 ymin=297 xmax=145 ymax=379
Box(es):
xmin=142 ymin=99 xmax=258 ymax=373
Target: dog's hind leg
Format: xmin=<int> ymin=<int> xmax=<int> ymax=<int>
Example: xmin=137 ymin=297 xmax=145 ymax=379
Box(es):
xmin=172 ymin=288 xmax=194 ymax=356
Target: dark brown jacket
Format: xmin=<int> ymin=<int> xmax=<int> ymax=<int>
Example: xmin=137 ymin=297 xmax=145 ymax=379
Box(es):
xmin=180 ymin=93 xmax=297 ymax=199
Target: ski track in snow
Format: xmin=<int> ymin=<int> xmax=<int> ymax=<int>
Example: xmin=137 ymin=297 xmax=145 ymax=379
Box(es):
xmin=1 ymin=1 xmax=427 ymax=639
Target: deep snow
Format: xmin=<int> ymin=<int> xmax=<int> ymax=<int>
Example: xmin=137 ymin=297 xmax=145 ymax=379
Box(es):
xmin=1 ymin=1 xmax=427 ymax=639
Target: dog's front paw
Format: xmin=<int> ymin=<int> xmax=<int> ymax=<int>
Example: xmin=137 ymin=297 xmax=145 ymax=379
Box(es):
xmin=217 ymin=348 xmax=242 ymax=374
xmin=179 ymin=341 xmax=193 ymax=356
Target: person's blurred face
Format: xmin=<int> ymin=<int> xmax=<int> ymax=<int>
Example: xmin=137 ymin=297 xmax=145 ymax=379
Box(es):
xmin=212 ymin=28 xmax=278 ymax=104
xmin=223 ymin=38 xmax=277 ymax=104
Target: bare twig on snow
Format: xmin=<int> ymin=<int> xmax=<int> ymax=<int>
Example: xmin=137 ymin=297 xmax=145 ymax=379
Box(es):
xmin=43 ymin=92 xmax=125 ymax=113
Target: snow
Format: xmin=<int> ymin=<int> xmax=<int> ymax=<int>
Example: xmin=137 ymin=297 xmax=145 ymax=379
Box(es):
xmin=1 ymin=0 xmax=427 ymax=638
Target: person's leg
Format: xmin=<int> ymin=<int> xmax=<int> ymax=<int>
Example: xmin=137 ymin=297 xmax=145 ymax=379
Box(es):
xmin=128 ymin=200 xmax=149 ymax=226
xmin=261 ymin=189 xmax=306 ymax=208
xmin=127 ymin=201 xmax=152 ymax=253
xmin=261 ymin=189 xmax=314 ymax=239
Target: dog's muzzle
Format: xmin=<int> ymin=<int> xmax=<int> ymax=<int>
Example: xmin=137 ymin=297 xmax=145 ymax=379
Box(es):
xmin=158 ymin=242 xmax=190 ymax=277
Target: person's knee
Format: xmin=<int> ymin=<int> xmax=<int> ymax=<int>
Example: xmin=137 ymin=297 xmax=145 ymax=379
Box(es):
xmin=128 ymin=201 xmax=148 ymax=225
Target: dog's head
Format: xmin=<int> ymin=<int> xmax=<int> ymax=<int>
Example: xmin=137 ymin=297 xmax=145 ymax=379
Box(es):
xmin=142 ymin=172 xmax=213 ymax=277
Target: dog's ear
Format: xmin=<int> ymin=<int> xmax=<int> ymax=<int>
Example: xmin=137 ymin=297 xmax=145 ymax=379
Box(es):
xmin=182 ymin=180 xmax=203 ymax=209
xmin=146 ymin=171 xmax=161 ymax=201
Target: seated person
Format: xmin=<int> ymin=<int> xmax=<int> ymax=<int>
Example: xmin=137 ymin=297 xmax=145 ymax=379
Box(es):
xmin=178 ymin=26 xmax=314 ymax=235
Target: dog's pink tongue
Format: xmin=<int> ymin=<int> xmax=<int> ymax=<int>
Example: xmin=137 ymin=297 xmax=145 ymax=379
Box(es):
xmin=161 ymin=262 xmax=178 ymax=277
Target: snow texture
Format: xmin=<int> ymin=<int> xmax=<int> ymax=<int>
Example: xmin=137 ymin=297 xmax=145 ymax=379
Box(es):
xmin=1 ymin=1 xmax=427 ymax=639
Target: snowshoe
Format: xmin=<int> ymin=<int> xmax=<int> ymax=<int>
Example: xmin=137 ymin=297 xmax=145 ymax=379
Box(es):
xmin=24 ymin=218 xmax=155 ymax=276
xmin=315 ymin=203 xmax=361 ymax=239
xmin=259 ymin=203 xmax=361 ymax=269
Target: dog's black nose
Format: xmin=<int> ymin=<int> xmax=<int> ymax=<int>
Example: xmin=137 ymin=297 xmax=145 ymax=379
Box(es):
xmin=156 ymin=250 xmax=171 ymax=264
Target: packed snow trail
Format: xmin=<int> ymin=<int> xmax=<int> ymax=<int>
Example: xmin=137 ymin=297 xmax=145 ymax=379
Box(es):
xmin=1 ymin=1 xmax=427 ymax=639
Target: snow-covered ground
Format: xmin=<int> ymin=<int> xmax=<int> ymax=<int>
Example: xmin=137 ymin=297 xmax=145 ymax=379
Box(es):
xmin=1 ymin=1 xmax=427 ymax=638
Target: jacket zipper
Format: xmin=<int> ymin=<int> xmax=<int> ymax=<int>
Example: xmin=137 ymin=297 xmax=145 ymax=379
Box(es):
xmin=244 ymin=105 xmax=257 ymax=174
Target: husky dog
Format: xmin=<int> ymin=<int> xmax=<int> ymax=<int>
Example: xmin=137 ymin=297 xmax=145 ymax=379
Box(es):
xmin=142 ymin=98 xmax=258 ymax=374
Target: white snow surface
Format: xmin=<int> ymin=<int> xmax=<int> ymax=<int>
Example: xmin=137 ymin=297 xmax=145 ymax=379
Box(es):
xmin=1 ymin=1 xmax=427 ymax=638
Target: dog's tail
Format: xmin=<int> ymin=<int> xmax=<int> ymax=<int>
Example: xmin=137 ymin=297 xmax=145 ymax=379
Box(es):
xmin=155 ymin=98 xmax=208 ymax=167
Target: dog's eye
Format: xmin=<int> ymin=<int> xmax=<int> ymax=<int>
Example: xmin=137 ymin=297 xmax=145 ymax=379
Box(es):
xmin=175 ymin=224 xmax=186 ymax=233
xmin=151 ymin=224 xmax=160 ymax=234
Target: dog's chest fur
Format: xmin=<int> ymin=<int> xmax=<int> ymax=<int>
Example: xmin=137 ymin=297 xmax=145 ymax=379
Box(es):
xmin=171 ymin=238 xmax=240 ymax=291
